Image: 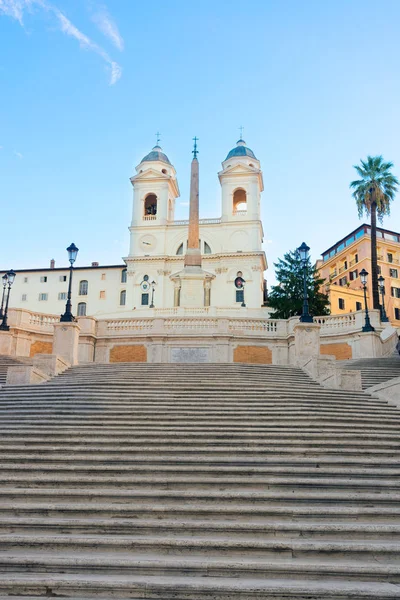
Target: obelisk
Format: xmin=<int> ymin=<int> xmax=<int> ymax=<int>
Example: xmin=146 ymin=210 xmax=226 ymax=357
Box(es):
xmin=170 ymin=138 xmax=214 ymax=307
xmin=184 ymin=137 xmax=201 ymax=268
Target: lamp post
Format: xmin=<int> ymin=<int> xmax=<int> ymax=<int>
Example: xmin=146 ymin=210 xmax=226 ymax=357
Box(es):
xmin=360 ymin=268 xmax=375 ymax=332
xmin=60 ymin=243 xmax=79 ymax=322
xmin=0 ymin=270 xmax=16 ymax=331
xmin=297 ymin=242 xmax=313 ymax=323
xmin=378 ymin=275 xmax=389 ymax=323
xmin=0 ymin=274 xmax=8 ymax=319
xmin=149 ymin=280 xmax=156 ymax=308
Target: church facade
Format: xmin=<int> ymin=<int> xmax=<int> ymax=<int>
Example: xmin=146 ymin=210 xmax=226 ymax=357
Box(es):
xmin=4 ymin=139 xmax=267 ymax=318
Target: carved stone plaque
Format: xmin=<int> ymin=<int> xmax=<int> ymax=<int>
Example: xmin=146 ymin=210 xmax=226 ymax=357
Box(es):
xmin=170 ymin=347 xmax=209 ymax=363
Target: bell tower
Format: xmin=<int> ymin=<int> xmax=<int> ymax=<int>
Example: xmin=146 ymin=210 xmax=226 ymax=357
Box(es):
xmin=218 ymin=138 xmax=264 ymax=223
xmin=130 ymin=144 xmax=180 ymax=228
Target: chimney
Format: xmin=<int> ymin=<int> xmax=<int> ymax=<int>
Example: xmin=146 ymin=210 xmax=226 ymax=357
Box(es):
xmin=50 ymin=259 xmax=55 ymax=269
xmin=91 ymin=262 xmax=99 ymax=267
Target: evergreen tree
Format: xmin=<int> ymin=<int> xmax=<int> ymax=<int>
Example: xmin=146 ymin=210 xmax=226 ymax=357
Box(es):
xmin=268 ymin=249 xmax=330 ymax=319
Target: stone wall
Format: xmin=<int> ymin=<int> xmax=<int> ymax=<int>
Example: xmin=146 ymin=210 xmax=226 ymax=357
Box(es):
xmin=320 ymin=342 xmax=352 ymax=360
xmin=233 ymin=345 xmax=272 ymax=364
xmin=109 ymin=344 xmax=147 ymax=363
xmin=29 ymin=341 xmax=53 ymax=357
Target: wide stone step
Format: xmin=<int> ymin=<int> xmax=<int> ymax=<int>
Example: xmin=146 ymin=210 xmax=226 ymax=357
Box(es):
xmin=2 ymin=550 xmax=400 ymax=584
xmin=1 ymin=533 xmax=400 ymax=560
xmin=0 ymin=573 xmax=398 ymax=599
xmin=3 ymin=500 xmax=400 ymax=521
xmin=1 ymin=516 xmax=400 ymax=540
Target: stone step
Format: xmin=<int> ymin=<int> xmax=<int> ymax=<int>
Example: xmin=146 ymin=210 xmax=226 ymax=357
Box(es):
xmin=1 ymin=516 xmax=400 ymax=540
xmin=0 ymin=574 xmax=398 ymax=599
xmin=3 ymin=500 xmax=400 ymax=521
xmin=1 ymin=462 xmax=399 ymax=477
xmin=2 ymin=453 xmax=400 ymax=466
xmin=0 ymin=533 xmax=399 ymax=560
xmin=1 ymin=550 xmax=400 ymax=582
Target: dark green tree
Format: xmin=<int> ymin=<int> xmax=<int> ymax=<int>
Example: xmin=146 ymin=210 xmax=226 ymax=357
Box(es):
xmin=350 ymin=156 xmax=398 ymax=310
xmin=268 ymin=249 xmax=330 ymax=319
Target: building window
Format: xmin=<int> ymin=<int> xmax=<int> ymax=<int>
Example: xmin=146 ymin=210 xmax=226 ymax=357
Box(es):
xmin=40 ymin=276 xmax=47 ymax=283
xmin=99 ymin=290 xmax=106 ymax=299
xmin=388 ymin=253 xmax=393 ymax=263
xmin=204 ymin=241 xmax=212 ymax=254
xmin=121 ymin=269 xmax=127 ymax=283
xmin=233 ymin=188 xmax=247 ymax=213
xmin=339 ymin=276 xmax=347 ymax=286
xmin=390 ymin=268 xmax=398 ymax=278
xmin=24 ymin=277 xmax=28 ymax=283
xmin=144 ymin=193 xmax=157 ymax=216
xmin=395 ymin=308 xmax=400 ymax=320
xmin=338 ymin=298 xmax=345 ymax=310
xmin=21 ymin=294 xmax=27 ymax=302
xmin=176 ymin=243 xmax=184 ymax=255
xmin=349 ymin=270 xmax=358 ymax=281
xmin=377 ymin=265 xmax=382 ymax=274
xmin=101 ymin=273 xmax=106 ymax=281
xmin=58 ymin=292 xmax=67 ymax=300
xmin=236 ymin=289 xmax=244 ymax=303
xmin=391 ymin=287 xmax=400 ymax=298
xmin=39 ymin=293 xmax=48 ymax=301
xmin=120 ymin=290 xmax=126 ymax=306
xmin=79 ymin=280 xmax=88 ymax=295
xmin=77 ymin=302 xmax=86 ymax=316
xmin=59 ymin=275 xmax=67 ymax=282
xmin=356 ymin=301 xmax=362 ymax=311
xmin=141 ymin=293 xmax=149 ymax=306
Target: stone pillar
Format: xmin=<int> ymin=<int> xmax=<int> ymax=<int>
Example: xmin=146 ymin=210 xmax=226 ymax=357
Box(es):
xmin=293 ymin=322 xmax=320 ymax=366
xmin=0 ymin=331 xmax=13 ymax=356
xmin=173 ymin=280 xmax=181 ymax=307
xmin=53 ymin=321 xmax=80 ymax=366
xmin=204 ymin=279 xmax=211 ymax=307
xmin=184 ymin=155 xmax=201 ymax=268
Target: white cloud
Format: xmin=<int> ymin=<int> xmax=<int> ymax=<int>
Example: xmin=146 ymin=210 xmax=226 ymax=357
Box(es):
xmin=0 ymin=0 xmax=122 ymax=84
xmin=180 ymin=202 xmax=190 ymax=207
xmin=14 ymin=151 xmax=23 ymax=159
xmin=92 ymin=5 xmax=123 ymax=51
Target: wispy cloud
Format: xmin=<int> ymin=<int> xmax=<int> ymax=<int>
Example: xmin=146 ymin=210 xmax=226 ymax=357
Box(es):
xmin=14 ymin=151 xmax=23 ymax=159
xmin=92 ymin=5 xmax=123 ymax=51
xmin=180 ymin=201 xmax=190 ymax=207
xmin=0 ymin=0 xmax=122 ymax=84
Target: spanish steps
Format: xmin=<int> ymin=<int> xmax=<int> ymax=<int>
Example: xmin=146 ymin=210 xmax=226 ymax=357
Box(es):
xmin=0 ymin=359 xmax=399 ymax=599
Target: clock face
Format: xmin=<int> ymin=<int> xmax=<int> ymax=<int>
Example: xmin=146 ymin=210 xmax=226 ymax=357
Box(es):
xmin=139 ymin=235 xmax=157 ymax=251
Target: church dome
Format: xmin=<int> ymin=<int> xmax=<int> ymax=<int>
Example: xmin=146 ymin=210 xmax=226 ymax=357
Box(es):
xmin=140 ymin=145 xmax=171 ymax=165
xmin=225 ymin=139 xmax=257 ymax=161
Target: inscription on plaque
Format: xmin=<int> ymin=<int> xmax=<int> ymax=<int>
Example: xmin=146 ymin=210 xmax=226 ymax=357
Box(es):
xmin=171 ymin=347 xmax=209 ymax=363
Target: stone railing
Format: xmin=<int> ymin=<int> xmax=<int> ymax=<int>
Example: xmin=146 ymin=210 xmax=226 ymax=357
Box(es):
xmin=232 ymin=210 xmax=247 ymax=216
xmin=314 ymin=313 xmax=357 ymax=331
xmin=164 ymin=318 xmax=218 ymax=331
xmin=106 ymin=319 xmax=154 ymax=331
xmin=143 ymin=215 xmax=156 ymax=221
xmin=172 ymin=218 xmax=222 ymax=226
xmin=29 ymin=313 xmax=60 ymax=329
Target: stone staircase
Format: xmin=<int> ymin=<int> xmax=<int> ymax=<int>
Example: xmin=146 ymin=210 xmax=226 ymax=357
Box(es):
xmin=0 ymin=362 xmax=399 ymax=599
xmin=0 ymin=355 xmax=33 ymax=386
xmin=341 ymin=354 xmax=400 ymax=390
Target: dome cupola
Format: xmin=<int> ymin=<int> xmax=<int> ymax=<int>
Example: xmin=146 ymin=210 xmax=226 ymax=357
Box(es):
xmin=140 ymin=145 xmax=171 ymax=165
xmin=225 ymin=139 xmax=257 ymax=161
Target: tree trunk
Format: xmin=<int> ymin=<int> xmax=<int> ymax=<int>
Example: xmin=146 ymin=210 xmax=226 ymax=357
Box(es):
xmin=370 ymin=201 xmax=380 ymax=310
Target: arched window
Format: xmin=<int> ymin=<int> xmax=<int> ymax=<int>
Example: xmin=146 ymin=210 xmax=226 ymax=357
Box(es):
xmin=121 ymin=269 xmax=127 ymax=283
xmin=77 ymin=302 xmax=87 ymax=316
xmin=79 ymin=280 xmax=88 ymax=295
xmin=120 ymin=290 xmax=126 ymax=306
xmin=144 ymin=193 xmax=157 ymax=217
xmin=233 ymin=188 xmax=247 ymax=213
xmin=176 ymin=243 xmax=184 ymax=255
xmin=204 ymin=241 xmax=212 ymax=254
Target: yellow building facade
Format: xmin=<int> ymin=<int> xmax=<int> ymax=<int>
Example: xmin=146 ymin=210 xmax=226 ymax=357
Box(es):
xmin=317 ymin=224 xmax=400 ymax=326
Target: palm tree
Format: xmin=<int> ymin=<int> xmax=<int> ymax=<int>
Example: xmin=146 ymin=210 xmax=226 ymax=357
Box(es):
xmin=350 ymin=156 xmax=398 ymax=310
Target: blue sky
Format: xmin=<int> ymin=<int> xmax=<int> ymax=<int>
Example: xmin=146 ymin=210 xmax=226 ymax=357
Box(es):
xmin=1 ymin=0 xmax=400 ymax=286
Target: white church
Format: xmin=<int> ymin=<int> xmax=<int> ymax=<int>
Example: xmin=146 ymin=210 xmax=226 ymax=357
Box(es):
xmin=5 ymin=138 xmax=268 ymax=317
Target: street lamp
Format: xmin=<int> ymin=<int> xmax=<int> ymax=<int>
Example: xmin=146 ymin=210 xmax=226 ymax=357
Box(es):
xmin=149 ymin=280 xmax=156 ymax=308
xmin=0 ymin=269 xmax=16 ymax=331
xmin=360 ymin=268 xmax=375 ymax=332
xmin=60 ymin=243 xmax=79 ymax=322
xmin=378 ymin=275 xmax=389 ymax=323
xmin=0 ymin=274 xmax=8 ymax=319
xmin=297 ymin=242 xmax=313 ymax=323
